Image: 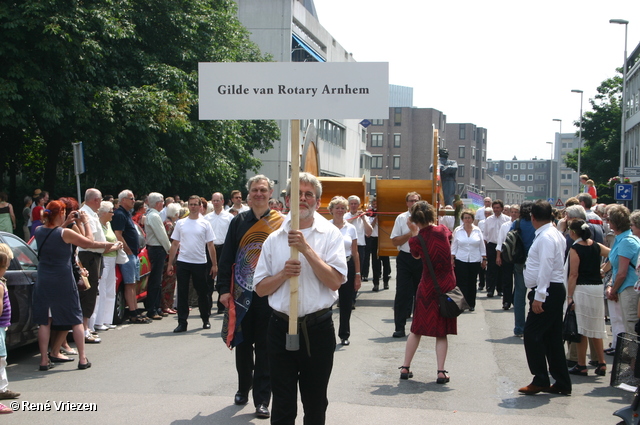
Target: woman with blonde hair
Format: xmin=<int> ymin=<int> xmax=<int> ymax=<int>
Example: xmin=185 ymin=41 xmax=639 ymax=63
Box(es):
xmin=328 ymin=196 xmax=361 ymax=346
xmin=451 ymin=209 xmax=486 ymax=311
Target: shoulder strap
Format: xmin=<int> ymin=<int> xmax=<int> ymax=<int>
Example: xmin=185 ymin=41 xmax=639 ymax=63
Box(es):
xmin=417 ymin=233 xmax=444 ymax=296
xmin=37 ymin=226 xmax=59 ymax=259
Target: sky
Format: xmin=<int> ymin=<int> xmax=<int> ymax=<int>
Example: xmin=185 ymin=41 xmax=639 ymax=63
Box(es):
xmin=313 ymin=0 xmax=640 ymax=162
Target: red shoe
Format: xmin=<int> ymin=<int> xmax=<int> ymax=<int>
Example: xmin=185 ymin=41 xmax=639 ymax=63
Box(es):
xmin=518 ymin=384 xmax=550 ymax=395
xmin=163 ymin=308 xmax=177 ymax=314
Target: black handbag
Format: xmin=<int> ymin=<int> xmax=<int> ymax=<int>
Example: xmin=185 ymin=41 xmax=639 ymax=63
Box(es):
xmin=418 ymin=233 xmax=469 ymax=318
xmin=562 ymin=302 xmax=582 ymax=343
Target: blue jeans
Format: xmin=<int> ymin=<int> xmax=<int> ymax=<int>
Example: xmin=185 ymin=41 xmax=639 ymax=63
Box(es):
xmin=513 ymin=263 xmax=526 ymax=335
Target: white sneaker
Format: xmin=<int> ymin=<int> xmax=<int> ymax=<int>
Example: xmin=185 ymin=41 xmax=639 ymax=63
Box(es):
xmin=94 ymin=324 xmax=109 ymax=331
xmin=105 ymin=324 xmax=117 ymax=329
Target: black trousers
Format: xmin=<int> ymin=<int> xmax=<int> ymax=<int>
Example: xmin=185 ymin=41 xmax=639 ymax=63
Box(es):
xmin=370 ymin=237 xmax=391 ymax=286
xmin=145 ymin=245 xmax=167 ymax=316
xmin=523 ymin=284 xmax=572 ymax=391
xmin=500 ymin=261 xmax=514 ymax=305
xmin=268 ymin=312 xmax=335 ymax=425
xmin=176 ymin=261 xmax=210 ymax=325
xmin=78 ymin=251 xmax=102 ymax=319
xmin=478 ymin=266 xmax=486 ymax=289
xmin=454 ymin=260 xmax=480 ymax=309
xmin=394 ymin=251 xmax=422 ymax=333
xmin=486 ymin=242 xmax=502 ymax=295
xmin=235 ymin=294 xmax=272 ymax=407
xmin=338 ymin=258 xmax=355 ymax=340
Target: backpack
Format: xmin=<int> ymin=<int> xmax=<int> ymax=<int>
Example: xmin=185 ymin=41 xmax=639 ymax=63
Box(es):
xmin=502 ymin=219 xmax=525 ymax=264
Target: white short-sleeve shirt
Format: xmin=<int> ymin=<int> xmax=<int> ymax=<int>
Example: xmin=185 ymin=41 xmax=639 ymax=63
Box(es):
xmin=171 ymin=216 xmax=215 ymax=264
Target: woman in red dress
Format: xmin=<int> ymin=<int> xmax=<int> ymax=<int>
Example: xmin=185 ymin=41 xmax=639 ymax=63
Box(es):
xmin=399 ymin=201 xmax=456 ymax=384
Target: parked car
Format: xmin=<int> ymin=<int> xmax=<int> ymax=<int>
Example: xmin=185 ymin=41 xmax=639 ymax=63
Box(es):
xmin=0 ymin=231 xmax=39 ymax=351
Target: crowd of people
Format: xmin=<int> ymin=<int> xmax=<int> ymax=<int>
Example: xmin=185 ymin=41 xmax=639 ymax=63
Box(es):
xmin=0 ymin=176 xmax=637 ymax=420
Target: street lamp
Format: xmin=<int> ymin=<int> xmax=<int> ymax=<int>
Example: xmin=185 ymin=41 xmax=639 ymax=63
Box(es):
xmin=571 ymin=90 xmax=584 ymax=194
xmin=553 ymin=118 xmax=562 ymax=200
xmin=610 ymin=19 xmax=629 ymax=180
xmin=546 ymin=141 xmax=554 ymax=199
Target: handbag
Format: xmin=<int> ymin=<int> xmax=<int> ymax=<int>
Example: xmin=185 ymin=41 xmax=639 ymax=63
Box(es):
xmin=418 ymin=233 xmax=469 ymax=318
xmin=116 ymin=248 xmax=129 ymax=265
xmin=562 ymin=302 xmax=581 ymax=343
xmin=75 ymin=259 xmax=91 ymax=292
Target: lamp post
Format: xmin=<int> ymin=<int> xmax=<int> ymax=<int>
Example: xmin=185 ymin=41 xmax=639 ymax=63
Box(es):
xmin=546 ymin=141 xmax=554 ymax=199
xmin=610 ymin=19 xmax=629 ymax=180
xmin=571 ymin=90 xmax=584 ymax=194
xmin=553 ymin=118 xmax=562 ymax=200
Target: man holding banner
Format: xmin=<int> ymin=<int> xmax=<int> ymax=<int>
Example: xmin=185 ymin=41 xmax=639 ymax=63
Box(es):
xmin=218 ymin=175 xmax=284 ymax=419
xmin=254 ymin=172 xmax=347 ymax=425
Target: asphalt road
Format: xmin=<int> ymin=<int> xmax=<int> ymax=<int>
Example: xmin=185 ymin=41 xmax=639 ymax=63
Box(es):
xmin=2 ymin=259 xmax=633 ymax=424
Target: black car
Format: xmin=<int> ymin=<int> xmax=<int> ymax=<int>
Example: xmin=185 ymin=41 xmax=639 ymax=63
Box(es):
xmin=0 ymin=232 xmax=39 ymax=351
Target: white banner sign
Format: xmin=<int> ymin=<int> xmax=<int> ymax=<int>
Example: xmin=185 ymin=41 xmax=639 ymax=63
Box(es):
xmin=199 ymin=62 xmax=389 ymax=120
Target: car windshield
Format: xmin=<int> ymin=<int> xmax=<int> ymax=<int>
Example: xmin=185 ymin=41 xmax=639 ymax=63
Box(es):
xmin=1 ymin=233 xmax=38 ymax=271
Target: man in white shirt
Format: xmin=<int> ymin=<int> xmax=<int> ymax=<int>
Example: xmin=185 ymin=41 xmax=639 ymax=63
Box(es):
xmin=230 ymin=190 xmax=250 ymax=215
xmin=519 ymin=200 xmax=571 ymax=396
xmin=345 ymin=195 xmax=372 ymax=293
xmin=167 ymin=195 xmax=217 ymax=333
xmin=483 ymin=200 xmax=511 ymax=297
xmin=254 ymin=172 xmax=347 ymax=425
xmin=474 ymin=197 xmax=492 ymax=225
xmin=495 ymin=204 xmax=519 ymax=310
xmin=368 ymin=197 xmax=391 ymax=291
xmin=204 ymin=192 xmax=233 ymax=314
xmin=78 ymin=188 xmax=106 ymax=341
xmin=145 ymin=192 xmax=172 ymax=320
xmin=390 ymin=192 xmax=422 ymax=338
xmin=477 ymin=207 xmax=492 ymax=291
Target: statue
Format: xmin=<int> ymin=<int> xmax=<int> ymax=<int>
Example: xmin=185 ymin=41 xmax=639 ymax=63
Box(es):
xmin=430 ymin=148 xmax=458 ymax=206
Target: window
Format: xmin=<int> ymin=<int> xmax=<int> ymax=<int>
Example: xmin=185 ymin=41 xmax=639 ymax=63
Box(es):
xmin=513 ymin=175 xmax=518 ymax=181
xmin=527 ymin=186 xmax=533 ymax=193
xmin=471 ymin=166 xmax=476 ymax=178
xmin=513 ymin=163 xmax=519 ymax=170
xmin=393 ymin=134 xmax=401 ymax=147
xmin=527 ymin=175 xmax=533 ymax=181
xmin=371 ymin=133 xmax=383 ymax=147
xmin=563 ymin=189 xmax=569 ymax=195
xmin=562 ymin=142 xmax=568 ymax=148
xmin=536 ymin=174 xmax=545 ymax=180
xmin=393 ymin=155 xmax=400 ymax=169
xmin=535 ymin=184 xmax=546 ymax=192
xmin=394 ymin=108 xmax=402 ymax=126
xmin=371 ymin=155 xmax=383 ymax=169
xmin=520 ymin=186 xmax=526 ymax=191
xmin=370 ymin=177 xmax=377 ymax=192
xmin=528 ymin=163 xmax=534 ymax=169
xmin=505 ymin=163 xmax=511 ymax=170
xmin=458 ymin=146 xmax=465 ymax=158
xmin=471 ymin=147 xmax=475 ymax=159
xmin=371 ymin=119 xmax=384 ymax=125
xmin=360 ymin=154 xmax=371 ymax=170
xmin=505 ymin=174 xmax=511 ymax=181
xmin=458 ymin=164 xmax=465 ymax=177
xmin=459 ymin=124 xmax=466 ymax=139
xmin=318 ymin=120 xmax=346 ymax=148
xmin=482 ymin=169 xmax=485 ymax=179
xmin=520 ymin=174 xmax=526 ymax=181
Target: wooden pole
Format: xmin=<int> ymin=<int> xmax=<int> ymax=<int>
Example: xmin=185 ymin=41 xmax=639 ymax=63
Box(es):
xmin=432 ymin=126 xmax=440 ymax=208
xmin=286 ymin=119 xmax=300 ymax=351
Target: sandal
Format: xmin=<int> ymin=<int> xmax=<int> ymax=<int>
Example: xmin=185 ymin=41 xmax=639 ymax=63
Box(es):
xmin=436 ymin=370 xmax=450 ymax=384
xmin=595 ymin=363 xmax=607 ymax=376
xmin=568 ymin=364 xmax=588 ymax=376
xmin=399 ymin=366 xmax=413 ymax=380
xmin=0 ymin=403 xmax=13 ymax=414
xmin=128 ymin=315 xmax=152 ymax=324
xmin=60 ymin=347 xmax=78 ymax=356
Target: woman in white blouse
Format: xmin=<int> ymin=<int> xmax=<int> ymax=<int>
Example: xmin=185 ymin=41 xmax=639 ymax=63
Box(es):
xmin=451 ymin=210 xmax=487 ymax=311
xmin=329 ymin=196 xmax=361 ymax=346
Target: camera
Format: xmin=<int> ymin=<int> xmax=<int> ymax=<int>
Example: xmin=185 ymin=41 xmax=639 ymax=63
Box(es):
xmin=72 ymin=212 xmax=79 ymax=219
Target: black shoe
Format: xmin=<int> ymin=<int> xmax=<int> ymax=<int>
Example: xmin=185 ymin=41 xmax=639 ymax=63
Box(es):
xmin=255 ymin=404 xmax=270 ymax=419
xmin=78 ymin=359 xmax=91 ymax=370
xmin=39 ymin=361 xmax=54 ymax=371
xmin=362 ymin=277 xmax=368 ymax=282
xmin=372 ymin=285 xmax=379 ymax=292
xmin=173 ymin=324 xmax=187 ymax=333
xmin=487 ymin=293 xmax=494 ymax=298
xmin=48 ymin=353 xmax=74 ymax=363
xmin=341 ymin=339 xmax=350 ymax=346
xmin=566 ymin=360 xmax=578 ymax=368
xmin=502 ymin=302 xmax=511 ymax=310
xmin=383 ymin=283 xmax=389 ymax=290
xmin=497 ymin=291 xmax=503 ymax=297
xmin=392 ymin=331 xmax=406 ymax=338
xmin=234 ymin=391 xmax=249 ymax=406
xmin=203 ymin=321 xmax=211 ymax=329
xmin=469 ymin=307 xmax=475 ymax=311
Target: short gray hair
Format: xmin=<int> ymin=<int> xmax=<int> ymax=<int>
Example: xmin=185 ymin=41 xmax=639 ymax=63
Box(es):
xmin=565 ymin=205 xmax=586 ymax=220
xmin=246 ymin=174 xmax=274 ymax=192
xmin=166 ymin=203 xmax=181 ymax=219
xmin=148 ymin=192 xmax=164 ymax=207
xmin=118 ymin=190 xmax=133 ymax=202
xmin=286 ymin=172 xmax=322 ymax=199
xmin=348 ymin=195 xmax=361 ymax=205
xmin=85 ymin=188 xmax=102 ymax=203
xmin=98 ymin=201 xmax=114 ymax=215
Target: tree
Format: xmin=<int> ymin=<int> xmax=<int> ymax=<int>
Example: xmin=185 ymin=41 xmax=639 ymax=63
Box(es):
xmin=564 ymin=72 xmax=622 ymax=203
xmin=0 ymin=0 xmax=279 ymax=200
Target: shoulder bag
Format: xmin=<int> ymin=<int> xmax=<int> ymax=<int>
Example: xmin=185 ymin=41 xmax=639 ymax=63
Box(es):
xmin=562 ymin=302 xmax=581 ymax=343
xmin=418 ymin=233 xmax=469 ymax=318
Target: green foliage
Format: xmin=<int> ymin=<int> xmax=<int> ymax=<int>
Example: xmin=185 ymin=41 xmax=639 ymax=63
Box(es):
xmin=564 ymin=71 xmax=622 ymax=203
xmin=0 ymin=0 xmax=279 ymax=200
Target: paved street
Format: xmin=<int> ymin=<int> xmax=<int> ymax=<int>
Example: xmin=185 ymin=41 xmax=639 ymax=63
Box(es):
xmin=3 ymin=260 xmax=633 ymax=424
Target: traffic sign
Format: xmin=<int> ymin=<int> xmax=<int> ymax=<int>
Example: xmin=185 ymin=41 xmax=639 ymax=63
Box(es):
xmin=547 ymin=198 xmax=554 ymax=203
xmin=555 ymin=198 xmax=564 ymax=207
xmin=615 ymin=183 xmax=633 ymax=201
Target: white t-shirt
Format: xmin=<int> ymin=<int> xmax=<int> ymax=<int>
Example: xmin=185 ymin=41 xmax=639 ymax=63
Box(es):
xmin=345 ymin=211 xmax=366 ymax=246
xmin=78 ymin=204 xmax=106 ymax=253
xmin=390 ymin=211 xmax=411 ymax=253
xmin=204 ymin=210 xmax=233 ymax=245
xmin=171 ymin=216 xmax=215 ymax=264
xmin=254 ymin=212 xmax=347 ymax=316
xmin=330 ymin=220 xmax=357 ymax=255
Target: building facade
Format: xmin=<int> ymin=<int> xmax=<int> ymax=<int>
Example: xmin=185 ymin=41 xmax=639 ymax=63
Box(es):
xmin=235 ymin=0 xmax=370 ymax=194
xmin=487 ymin=158 xmax=557 ymax=202
xmin=484 ymin=175 xmax=526 ymax=206
xmin=444 ymin=123 xmax=488 ymax=198
xmin=621 ymin=39 xmax=640 ymax=208
xmin=554 ymin=132 xmax=580 ymax=201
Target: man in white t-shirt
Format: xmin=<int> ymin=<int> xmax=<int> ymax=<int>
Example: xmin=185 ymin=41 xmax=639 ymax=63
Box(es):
xmin=474 ymin=197 xmax=492 ymax=225
xmin=167 ymin=195 xmax=217 ymax=333
xmin=204 ymin=192 xmax=233 ymax=314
